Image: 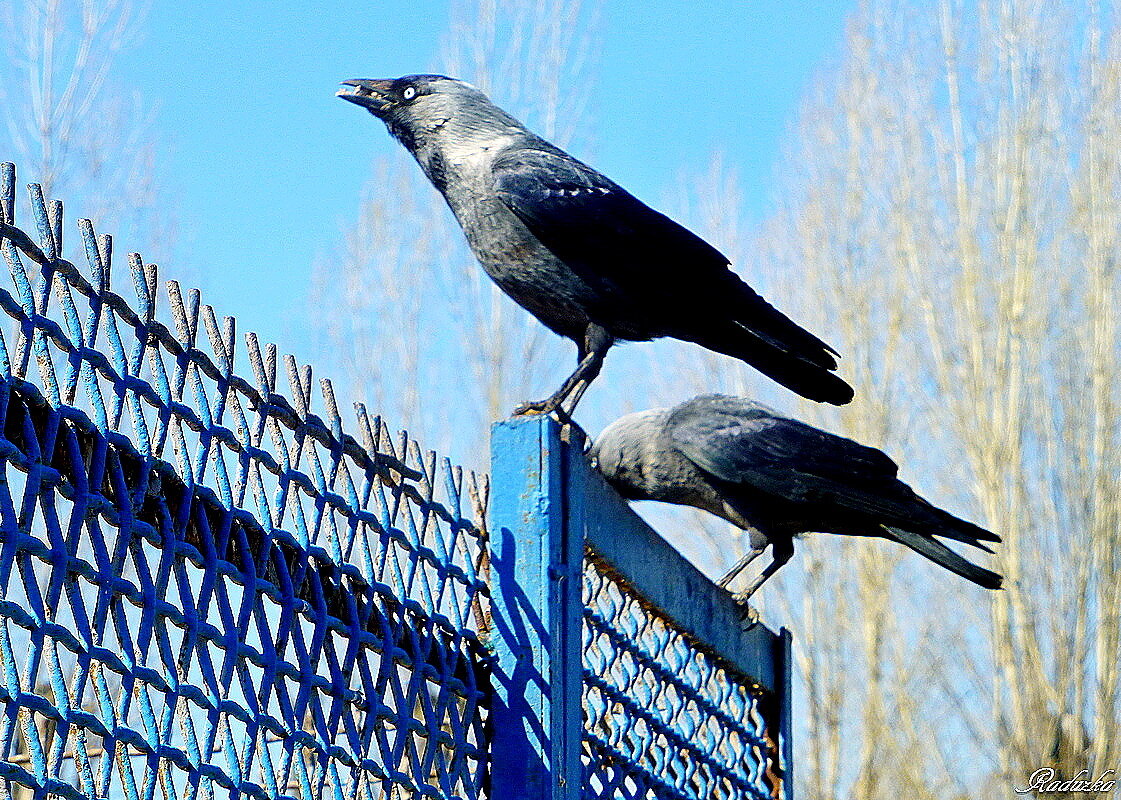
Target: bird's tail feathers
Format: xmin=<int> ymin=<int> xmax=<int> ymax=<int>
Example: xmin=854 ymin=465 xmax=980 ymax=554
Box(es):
xmin=728 ymin=281 xmax=840 ymax=365
xmin=885 ymin=526 xmax=1003 ymax=589
xmin=860 ymin=492 xmax=995 ymax=549
xmin=909 ymin=501 xmax=1000 ymax=550
xmin=834 ymin=490 xmax=1000 ymax=551
xmin=695 ymin=321 xmax=855 ymax=406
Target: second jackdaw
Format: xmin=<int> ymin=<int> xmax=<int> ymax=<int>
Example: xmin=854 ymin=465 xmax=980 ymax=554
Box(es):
xmin=338 ymin=75 xmax=853 ymax=415
xmin=589 ymin=394 xmax=1002 ymax=602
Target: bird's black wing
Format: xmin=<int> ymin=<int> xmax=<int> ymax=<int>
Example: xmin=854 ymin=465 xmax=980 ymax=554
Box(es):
xmin=667 ymin=395 xmax=897 ymax=502
xmin=491 ymin=148 xmax=853 ymax=407
xmin=667 ymin=395 xmax=999 ymax=546
xmin=493 ymin=148 xmax=733 ymax=301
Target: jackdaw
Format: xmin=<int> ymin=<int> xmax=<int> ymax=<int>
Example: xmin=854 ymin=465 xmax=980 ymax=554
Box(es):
xmin=589 ymin=394 xmax=1002 ymax=602
xmin=337 ymin=75 xmax=854 ymax=415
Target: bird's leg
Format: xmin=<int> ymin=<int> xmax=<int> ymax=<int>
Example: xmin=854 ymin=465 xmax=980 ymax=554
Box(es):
xmin=560 ymin=377 xmax=593 ymax=418
xmin=514 ymin=324 xmax=613 ymax=417
xmin=729 ymin=537 xmax=795 ymax=606
xmin=717 ymin=544 xmax=768 ymax=589
xmin=512 ymin=359 xmax=596 ymax=416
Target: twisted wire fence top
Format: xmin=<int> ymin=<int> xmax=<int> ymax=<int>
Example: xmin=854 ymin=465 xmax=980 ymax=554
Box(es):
xmin=0 ymin=162 xmax=492 ymax=799
xmin=0 ymin=162 xmax=490 ymax=630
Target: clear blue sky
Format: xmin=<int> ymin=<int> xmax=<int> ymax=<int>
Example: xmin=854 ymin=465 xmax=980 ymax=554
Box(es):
xmin=113 ymin=0 xmax=854 ymax=361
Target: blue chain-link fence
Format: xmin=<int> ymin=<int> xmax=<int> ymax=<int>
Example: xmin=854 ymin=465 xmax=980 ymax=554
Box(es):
xmin=0 ymin=162 xmax=790 ymax=800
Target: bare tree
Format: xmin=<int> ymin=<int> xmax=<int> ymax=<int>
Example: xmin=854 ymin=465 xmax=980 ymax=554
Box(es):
xmin=0 ymin=0 xmax=173 ymax=263
xmin=707 ymin=0 xmax=1121 ymax=796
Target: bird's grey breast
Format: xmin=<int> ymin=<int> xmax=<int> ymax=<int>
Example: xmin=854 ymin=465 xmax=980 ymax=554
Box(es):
xmin=623 ymin=424 xmax=727 ymax=511
xmin=433 ymin=141 xmax=596 ymax=338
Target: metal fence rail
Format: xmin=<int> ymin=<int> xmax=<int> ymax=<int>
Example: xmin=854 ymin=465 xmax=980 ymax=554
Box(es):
xmin=489 ymin=419 xmax=791 ymax=800
xmin=0 ymin=161 xmax=791 ymax=800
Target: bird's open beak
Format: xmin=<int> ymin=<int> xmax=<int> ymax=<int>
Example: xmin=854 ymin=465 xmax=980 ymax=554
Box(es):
xmin=337 ymin=79 xmax=395 ymax=114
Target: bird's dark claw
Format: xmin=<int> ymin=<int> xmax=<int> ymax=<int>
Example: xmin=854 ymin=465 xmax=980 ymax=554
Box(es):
xmin=512 ymin=399 xmax=552 ymax=416
xmin=730 ymin=592 xmax=761 ymax=629
xmin=512 ymin=398 xmax=580 ymax=434
xmin=512 ymin=396 xmax=571 ymax=421
xmin=559 ymin=421 xmax=586 ymax=447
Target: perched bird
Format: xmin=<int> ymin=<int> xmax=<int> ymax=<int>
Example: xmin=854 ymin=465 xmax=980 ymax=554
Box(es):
xmin=338 ymin=75 xmax=853 ymax=415
xmin=589 ymin=394 xmax=1002 ymax=603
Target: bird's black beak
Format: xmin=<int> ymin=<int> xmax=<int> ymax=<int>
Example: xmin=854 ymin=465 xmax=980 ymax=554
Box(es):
xmin=337 ymin=79 xmax=395 ymax=115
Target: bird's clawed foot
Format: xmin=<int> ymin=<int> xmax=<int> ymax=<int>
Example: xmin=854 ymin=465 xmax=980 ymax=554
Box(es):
xmin=730 ymin=592 xmax=761 ymax=628
xmin=511 ymin=398 xmax=585 ymax=444
xmin=512 ymin=398 xmax=555 ymax=417
xmin=512 ymin=394 xmax=574 ymax=423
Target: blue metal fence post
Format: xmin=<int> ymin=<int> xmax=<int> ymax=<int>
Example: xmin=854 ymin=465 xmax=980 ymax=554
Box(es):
xmin=777 ymin=627 xmax=794 ymax=800
xmin=488 ymin=415 xmax=583 ymax=800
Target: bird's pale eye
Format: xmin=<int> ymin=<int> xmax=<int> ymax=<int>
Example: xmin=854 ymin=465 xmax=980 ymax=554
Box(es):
xmin=402 ymin=86 xmax=417 ymax=101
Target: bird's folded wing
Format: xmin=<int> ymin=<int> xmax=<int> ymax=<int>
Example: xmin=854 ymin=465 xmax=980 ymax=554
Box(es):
xmin=669 ymin=398 xmax=998 ymax=545
xmin=667 ymin=397 xmax=898 ymax=501
xmin=492 ymin=148 xmax=841 ymax=367
xmin=492 ymin=148 xmax=737 ymax=300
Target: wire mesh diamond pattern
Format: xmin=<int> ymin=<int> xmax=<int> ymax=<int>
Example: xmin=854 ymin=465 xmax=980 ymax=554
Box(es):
xmin=581 ymin=551 xmax=783 ymax=800
xmin=0 ymin=162 xmax=490 ymax=800
xmin=0 ymin=159 xmax=791 ymax=800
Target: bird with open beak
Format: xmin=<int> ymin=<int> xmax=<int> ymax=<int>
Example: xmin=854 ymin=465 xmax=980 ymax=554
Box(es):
xmin=338 ymin=75 xmax=854 ymax=416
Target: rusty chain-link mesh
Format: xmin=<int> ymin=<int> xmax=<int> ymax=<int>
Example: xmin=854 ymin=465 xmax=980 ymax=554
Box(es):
xmin=581 ymin=551 xmax=784 ymax=800
xmin=0 ymin=163 xmax=490 ymax=800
